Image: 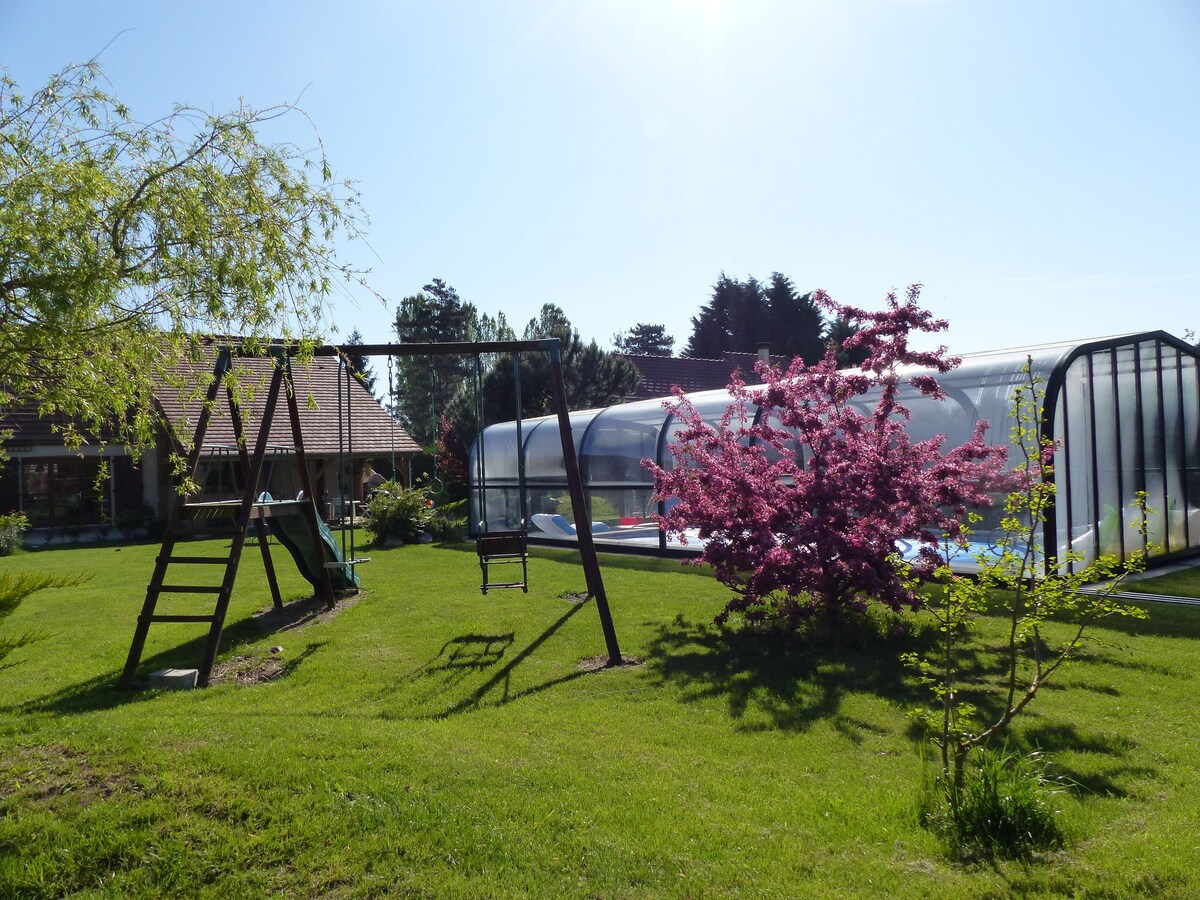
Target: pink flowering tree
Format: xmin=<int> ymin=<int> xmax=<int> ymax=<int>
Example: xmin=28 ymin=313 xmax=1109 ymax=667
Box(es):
xmin=647 ymin=286 xmax=1011 ymax=627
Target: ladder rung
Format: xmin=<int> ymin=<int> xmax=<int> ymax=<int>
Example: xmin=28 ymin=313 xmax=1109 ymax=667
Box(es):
xmin=147 ymin=614 xmax=220 ymax=623
xmin=157 ymin=585 xmax=224 ymax=594
xmin=160 ymin=556 xmax=230 ymax=565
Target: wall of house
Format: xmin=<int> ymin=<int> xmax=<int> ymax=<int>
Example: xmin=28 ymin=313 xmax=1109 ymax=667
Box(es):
xmin=0 ymin=448 xmax=144 ymax=528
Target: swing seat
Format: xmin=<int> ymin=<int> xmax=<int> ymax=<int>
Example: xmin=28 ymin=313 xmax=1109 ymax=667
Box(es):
xmin=477 ymin=530 xmax=529 ymax=594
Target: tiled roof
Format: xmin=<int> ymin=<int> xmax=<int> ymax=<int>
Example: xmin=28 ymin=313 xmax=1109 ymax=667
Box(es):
xmin=616 ymin=352 xmax=795 ymax=402
xmin=0 ymin=406 xmax=86 ymax=445
xmin=1 ymin=353 xmax=418 ymax=457
xmin=155 ymin=355 xmax=419 ymax=457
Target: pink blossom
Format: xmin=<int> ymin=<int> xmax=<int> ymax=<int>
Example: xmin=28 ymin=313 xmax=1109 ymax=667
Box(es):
xmin=646 ymin=285 xmax=1012 ymax=623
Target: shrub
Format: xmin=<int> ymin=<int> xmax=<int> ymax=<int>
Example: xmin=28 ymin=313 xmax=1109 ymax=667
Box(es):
xmin=907 ymin=361 xmax=1147 ymax=821
xmin=0 ymin=511 xmax=29 ymax=556
xmin=427 ymin=498 xmax=467 ymax=542
xmin=364 ymin=480 xmax=435 ymax=545
xmin=920 ymin=745 xmax=1067 ymax=859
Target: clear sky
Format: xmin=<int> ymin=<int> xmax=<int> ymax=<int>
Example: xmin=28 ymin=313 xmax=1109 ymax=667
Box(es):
xmin=2 ymin=0 xmax=1197 ymax=356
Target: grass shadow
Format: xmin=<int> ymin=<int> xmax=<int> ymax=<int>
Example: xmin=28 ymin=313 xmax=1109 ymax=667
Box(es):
xmin=376 ymin=600 xmax=594 ymax=719
xmin=643 ymin=611 xmax=936 ymax=735
xmin=1017 ymin=722 xmax=1156 ymax=798
xmin=6 ymin=594 xmax=332 ymax=716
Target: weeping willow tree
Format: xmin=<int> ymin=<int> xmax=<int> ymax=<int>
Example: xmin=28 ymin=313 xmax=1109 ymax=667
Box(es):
xmin=0 ymin=60 xmax=375 ymax=460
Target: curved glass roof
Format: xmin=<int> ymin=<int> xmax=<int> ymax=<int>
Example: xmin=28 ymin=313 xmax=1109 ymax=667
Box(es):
xmin=471 ymin=332 xmax=1200 ymax=574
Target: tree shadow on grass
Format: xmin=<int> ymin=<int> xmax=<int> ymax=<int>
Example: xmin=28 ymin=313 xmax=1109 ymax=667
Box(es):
xmin=643 ymin=611 xmax=937 ymax=736
xmin=374 ymin=599 xmax=597 ymax=719
xmin=5 ymin=596 xmax=329 ymax=716
xmin=1014 ymin=721 xmax=1156 ymax=798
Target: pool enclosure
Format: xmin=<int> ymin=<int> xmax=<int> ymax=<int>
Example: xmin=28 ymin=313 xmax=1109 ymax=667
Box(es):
xmin=470 ymin=332 xmax=1200 ymax=573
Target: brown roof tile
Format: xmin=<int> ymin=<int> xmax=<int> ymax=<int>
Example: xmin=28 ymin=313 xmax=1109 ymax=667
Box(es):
xmin=154 ymin=355 xmax=419 ymax=457
xmin=616 ymin=352 xmax=795 ymax=402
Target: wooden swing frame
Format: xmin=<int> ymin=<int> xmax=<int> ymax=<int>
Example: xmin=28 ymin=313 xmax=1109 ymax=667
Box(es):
xmin=121 ymin=339 xmax=622 ymax=688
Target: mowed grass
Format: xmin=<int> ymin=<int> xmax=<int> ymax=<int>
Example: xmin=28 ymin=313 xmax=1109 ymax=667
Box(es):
xmin=1 ymin=539 xmax=1199 ymax=898
xmin=1130 ymin=566 xmax=1200 ymax=599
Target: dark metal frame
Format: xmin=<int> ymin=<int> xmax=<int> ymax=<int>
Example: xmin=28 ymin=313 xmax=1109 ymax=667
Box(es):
xmin=1032 ymin=330 xmax=1200 ymax=574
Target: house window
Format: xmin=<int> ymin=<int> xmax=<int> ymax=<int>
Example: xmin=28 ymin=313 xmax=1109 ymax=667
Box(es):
xmin=20 ymin=458 xmax=110 ymax=527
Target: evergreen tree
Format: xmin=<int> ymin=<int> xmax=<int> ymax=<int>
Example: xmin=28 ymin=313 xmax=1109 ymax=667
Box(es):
xmin=613 ymin=323 xmax=674 ymax=356
xmin=392 ymin=278 xmax=479 ymax=445
xmin=685 ymin=271 xmax=828 ymax=363
xmin=343 ymin=328 xmax=378 ymax=395
xmin=826 ymin=316 xmax=871 ymax=369
xmin=764 ymin=273 xmax=826 ymax=364
xmin=684 ymin=273 xmax=774 ymax=358
xmin=446 ymin=304 xmax=638 ymax=447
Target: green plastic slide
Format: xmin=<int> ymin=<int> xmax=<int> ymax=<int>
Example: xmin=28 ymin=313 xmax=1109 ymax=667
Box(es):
xmin=258 ymin=493 xmax=360 ymax=592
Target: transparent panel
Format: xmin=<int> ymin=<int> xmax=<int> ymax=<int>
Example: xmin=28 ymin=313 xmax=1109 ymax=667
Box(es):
xmin=1087 ymin=351 xmax=1122 ymax=557
xmin=1137 ymin=341 xmax=1166 ymax=555
xmin=899 ymin=387 xmax=979 ymax=448
xmin=1111 ymin=346 xmax=1142 ymax=557
xmin=522 ymin=412 xmax=598 ymax=483
xmin=581 ymin=400 xmax=669 ymax=484
xmin=1179 ymin=355 xmax=1200 ymax=550
xmin=477 ymin=487 xmax=524 ymax=533
xmin=1160 ymin=347 xmax=1187 ymax=553
xmin=689 ymin=390 xmax=738 ymax=428
xmin=1058 ymin=357 xmax=1099 ymax=568
xmin=593 ymin=485 xmax=663 ymax=550
xmin=476 ymin=421 xmax=522 ymax=482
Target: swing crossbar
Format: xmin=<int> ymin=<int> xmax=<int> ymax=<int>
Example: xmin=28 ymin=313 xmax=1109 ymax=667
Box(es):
xmin=477 ymin=530 xmax=529 ymax=595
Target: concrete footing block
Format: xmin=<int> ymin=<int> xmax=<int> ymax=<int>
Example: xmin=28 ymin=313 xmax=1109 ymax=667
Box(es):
xmin=149 ymin=668 xmax=199 ymax=690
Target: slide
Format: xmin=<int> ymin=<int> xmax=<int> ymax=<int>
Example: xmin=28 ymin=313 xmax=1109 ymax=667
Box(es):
xmin=259 ymin=494 xmax=361 ymax=592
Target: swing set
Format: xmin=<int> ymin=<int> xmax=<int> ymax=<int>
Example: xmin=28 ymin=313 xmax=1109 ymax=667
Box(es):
xmin=121 ymin=338 xmax=622 ymax=688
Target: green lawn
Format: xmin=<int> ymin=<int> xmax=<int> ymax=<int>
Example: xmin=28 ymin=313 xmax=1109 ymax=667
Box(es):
xmin=1 ymin=538 xmax=1199 ymax=897
xmin=1128 ymin=566 xmax=1200 ymax=599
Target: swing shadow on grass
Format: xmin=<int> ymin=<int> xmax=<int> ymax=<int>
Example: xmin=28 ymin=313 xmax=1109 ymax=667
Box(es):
xmin=374 ymin=598 xmax=599 ymax=720
xmin=6 ymin=598 xmax=330 ymax=717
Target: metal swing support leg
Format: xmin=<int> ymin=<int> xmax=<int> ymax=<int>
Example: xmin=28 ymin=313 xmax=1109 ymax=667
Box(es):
xmin=548 ymin=349 xmax=622 ymax=666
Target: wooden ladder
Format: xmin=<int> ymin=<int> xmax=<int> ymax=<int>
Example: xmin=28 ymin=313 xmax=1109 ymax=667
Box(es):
xmin=120 ymin=349 xmax=333 ymax=688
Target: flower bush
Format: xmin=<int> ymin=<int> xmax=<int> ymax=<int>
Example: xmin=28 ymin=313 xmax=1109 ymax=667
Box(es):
xmin=364 ymin=480 xmax=435 ymax=545
xmin=647 ymin=285 xmax=1010 ymax=627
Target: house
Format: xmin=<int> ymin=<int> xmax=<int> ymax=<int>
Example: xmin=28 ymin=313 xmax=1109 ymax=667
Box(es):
xmin=0 ymin=353 xmax=419 ymax=534
xmin=616 ymin=348 xmax=795 ymax=402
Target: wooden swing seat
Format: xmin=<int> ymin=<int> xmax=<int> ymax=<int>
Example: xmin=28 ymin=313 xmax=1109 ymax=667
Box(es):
xmin=477 ymin=530 xmax=529 ymax=594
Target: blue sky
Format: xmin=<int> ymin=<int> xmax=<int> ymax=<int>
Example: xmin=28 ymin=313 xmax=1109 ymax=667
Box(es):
xmin=2 ymin=0 xmax=1197 ymax=356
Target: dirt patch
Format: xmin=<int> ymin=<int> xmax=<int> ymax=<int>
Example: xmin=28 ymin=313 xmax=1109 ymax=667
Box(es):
xmin=559 ymin=591 xmax=590 ymax=605
xmin=578 ymin=654 xmax=644 ymax=672
xmin=251 ymin=590 xmax=362 ymax=633
xmin=209 ymin=653 xmax=288 ymax=686
xmin=0 ymin=745 xmax=140 ymax=808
